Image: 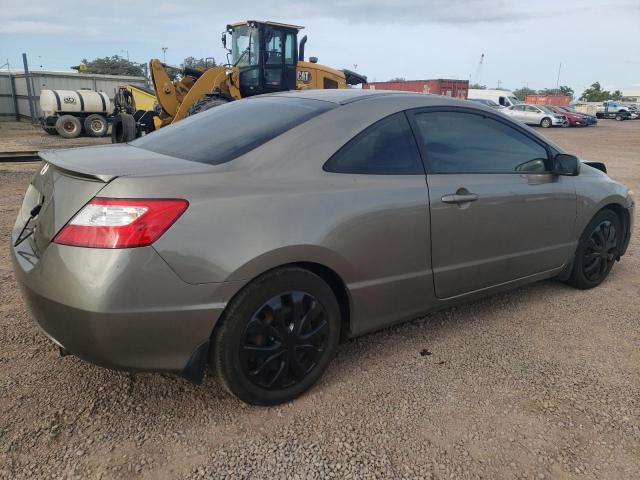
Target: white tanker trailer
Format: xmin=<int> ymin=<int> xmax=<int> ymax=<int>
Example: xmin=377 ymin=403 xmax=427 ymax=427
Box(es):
xmin=40 ymin=89 xmax=112 ymax=138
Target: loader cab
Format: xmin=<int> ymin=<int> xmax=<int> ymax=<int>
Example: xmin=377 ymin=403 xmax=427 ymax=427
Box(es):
xmin=227 ymin=21 xmax=300 ymax=97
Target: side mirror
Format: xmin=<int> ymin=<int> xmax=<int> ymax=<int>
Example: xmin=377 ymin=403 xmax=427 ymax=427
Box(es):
xmin=221 ymin=33 xmax=227 ymax=49
xmin=552 ymin=153 xmax=580 ymax=176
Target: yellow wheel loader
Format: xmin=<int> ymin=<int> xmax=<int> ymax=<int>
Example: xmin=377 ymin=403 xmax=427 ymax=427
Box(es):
xmin=112 ymin=20 xmax=366 ymax=143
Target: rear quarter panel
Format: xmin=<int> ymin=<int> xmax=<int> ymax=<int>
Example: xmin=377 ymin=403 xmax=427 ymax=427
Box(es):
xmin=98 ymin=96 xmax=439 ymax=335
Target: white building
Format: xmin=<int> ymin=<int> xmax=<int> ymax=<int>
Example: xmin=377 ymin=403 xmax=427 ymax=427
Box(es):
xmin=622 ymin=87 xmax=640 ymax=102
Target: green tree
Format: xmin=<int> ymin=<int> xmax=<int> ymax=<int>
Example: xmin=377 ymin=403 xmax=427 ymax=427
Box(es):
xmin=611 ymin=90 xmax=624 ymax=100
xmin=559 ymin=85 xmax=574 ymax=98
xmin=80 ymin=55 xmax=144 ymax=76
xmin=513 ymin=86 xmax=536 ymax=101
xmin=468 ymin=83 xmax=486 ymax=89
xmin=579 ymin=82 xmax=617 ymax=102
xmin=181 ymin=56 xmax=215 ymax=70
xmin=388 ymin=77 xmax=406 ymax=82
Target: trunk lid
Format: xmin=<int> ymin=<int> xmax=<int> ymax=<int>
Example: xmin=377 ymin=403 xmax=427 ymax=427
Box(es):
xmin=40 ymin=144 xmax=216 ymax=178
xmin=13 ymin=145 xmax=213 ymax=254
xmin=13 ymin=158 xmax=109 ymax=254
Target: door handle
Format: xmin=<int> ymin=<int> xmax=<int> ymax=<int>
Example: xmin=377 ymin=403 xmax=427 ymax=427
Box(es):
xmin=441 ymin=193 xmax=479 ymax=204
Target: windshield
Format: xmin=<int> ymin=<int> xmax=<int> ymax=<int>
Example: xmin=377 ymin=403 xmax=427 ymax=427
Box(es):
xmin=131 ymin=97 xmax=334 ymax=165
xmin=231 ymin=25 xmax=260 ymax=67
xmin=538 ymin=106 xmax=555 ymax=113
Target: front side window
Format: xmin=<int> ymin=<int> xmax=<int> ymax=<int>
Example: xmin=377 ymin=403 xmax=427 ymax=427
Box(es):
xmin=412 ymin=111 xmax=549 ymax=174
xmin=231 ymin=25 xmax=260 ymax=67
xmin=323 ymin=113 xmax=424 ymax=175
xmin=132 ymin=97 xmax=334 ymax=165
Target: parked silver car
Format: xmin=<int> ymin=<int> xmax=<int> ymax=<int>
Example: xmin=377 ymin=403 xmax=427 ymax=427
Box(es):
xmin=503 ymin=103 xmax=568 ymax=127
xmin=11 ymin=90 xmax=634 ymax=405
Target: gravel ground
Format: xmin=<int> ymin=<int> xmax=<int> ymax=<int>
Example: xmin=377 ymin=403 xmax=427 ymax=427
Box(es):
xmin=0 ymin=120 xmax=639 ymax=479
xmin=0 ymin=121 xmax=110 ymax=152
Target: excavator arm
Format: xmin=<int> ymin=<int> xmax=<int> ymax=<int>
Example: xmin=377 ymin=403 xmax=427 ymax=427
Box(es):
xmin=149 ymin=59 xmax=240 ymax=126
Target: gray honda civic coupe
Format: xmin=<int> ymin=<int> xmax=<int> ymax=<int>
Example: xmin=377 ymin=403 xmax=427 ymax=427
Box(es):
xmin=11 ymin=90 xmax=634 ymax=405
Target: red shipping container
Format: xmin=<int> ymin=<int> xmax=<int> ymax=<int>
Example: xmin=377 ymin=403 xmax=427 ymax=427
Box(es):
xmin=363 ymin=79 xmax=469 ymax=99
xmin=525 ymin=95 xmax=571 ymax=106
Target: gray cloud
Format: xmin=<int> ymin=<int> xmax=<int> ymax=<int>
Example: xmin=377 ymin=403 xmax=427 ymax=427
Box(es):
xmin=2 ymin=0 xmax=624 ymax=33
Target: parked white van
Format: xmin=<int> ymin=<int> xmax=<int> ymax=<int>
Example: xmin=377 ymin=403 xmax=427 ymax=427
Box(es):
xmin=468 ymin=89 xmax=521 ymax=107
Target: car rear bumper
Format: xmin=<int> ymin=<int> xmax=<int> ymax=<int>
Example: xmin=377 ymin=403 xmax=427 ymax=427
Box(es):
xmin=10 ymin=237 xmax=239 ymax=382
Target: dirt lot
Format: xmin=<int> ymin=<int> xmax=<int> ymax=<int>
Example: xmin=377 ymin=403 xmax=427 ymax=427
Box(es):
xmin=0 ymin=120 xmax=638 ymax=479
xmin=0 ymin=122 xmax=110 ymax=152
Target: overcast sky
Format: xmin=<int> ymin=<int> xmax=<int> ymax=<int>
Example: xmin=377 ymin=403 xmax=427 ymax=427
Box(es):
xmin=1 ymin=0 xmax=639 ymax=96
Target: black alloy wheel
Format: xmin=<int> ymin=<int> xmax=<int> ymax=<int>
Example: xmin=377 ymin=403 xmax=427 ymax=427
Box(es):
xmin=581 ymin=220 xmax=618 ymax=282
xmin=240 ymin=291 xmax=329 ymax=390
xmin=567 ymin=209 xmax=621 ymax=289
xmin=212 ymin=267 xmax=341 ymax=405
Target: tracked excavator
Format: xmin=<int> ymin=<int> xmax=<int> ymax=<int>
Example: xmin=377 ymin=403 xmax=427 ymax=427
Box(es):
xmin=112 ymin=20 xmax=367 ymax=143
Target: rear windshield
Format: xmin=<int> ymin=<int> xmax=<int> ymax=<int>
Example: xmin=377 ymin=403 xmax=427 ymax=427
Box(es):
xmin=131 ymin=96 xmax=334 ymax=165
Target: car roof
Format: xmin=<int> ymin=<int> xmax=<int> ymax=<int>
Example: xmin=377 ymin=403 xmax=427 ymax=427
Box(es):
xmin=263 ymin=88 xmax=472 ymax=107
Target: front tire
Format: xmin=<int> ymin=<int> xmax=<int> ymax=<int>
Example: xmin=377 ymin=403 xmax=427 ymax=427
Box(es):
xmin=540 ymin=117 xmax=552 ymax=128
xmin=567 ymin=209 xmax=621 ymax=289
xmin=187 ymin=96 xmax=229 ymax=117
xmin=212 ymin=267 xmax=341 ymax=405
xmin=111 ymin=113 xmax=137 ymax=143
xmin=55 ymin=115 xmax=82 ymax=138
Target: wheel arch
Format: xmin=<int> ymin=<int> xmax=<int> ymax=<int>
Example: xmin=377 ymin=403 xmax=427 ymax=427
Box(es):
xmin=598 ymin=203 xmax=631 ymax=257
xmin=214 ymin=259 xmax=353 ymax=344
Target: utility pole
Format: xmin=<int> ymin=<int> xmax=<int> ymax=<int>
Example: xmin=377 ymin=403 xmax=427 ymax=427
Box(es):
xmin=121 ymin=49 xmax=130 ymax=61
xmin=162 ymin=47 xmax=168 ymax=63
xmin=22 ymin=53 xmax=37 ymax=123
xmin=556 ymin=62 xmax=562 ymax=89
xmin=473 ymin=53 xmax=484 ymax=85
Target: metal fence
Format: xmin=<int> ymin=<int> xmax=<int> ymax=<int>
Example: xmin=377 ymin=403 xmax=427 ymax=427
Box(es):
xmin=0 ymin=70 xmax=146 ymax=122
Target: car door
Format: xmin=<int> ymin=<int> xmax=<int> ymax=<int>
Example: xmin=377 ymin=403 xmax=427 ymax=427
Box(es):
xmin=322 ymin=112 xmax=432 ymax=332
xmin=408 ymin=108 xmax=577 ymax=299
xmin=508 ymin=105 xmax=527 ymax=122
xmin=524 ymin=105 xmax=542 ymax=125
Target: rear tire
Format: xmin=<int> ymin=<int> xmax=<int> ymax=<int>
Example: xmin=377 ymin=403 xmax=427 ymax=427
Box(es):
xmin=566 ymin=209 xmax=621 ymax=289
xmin=615 ymin=114 xmax=624 ymax=121
xmin=55 ymin=115 xmax=82 ymax=138
xmin=540 ymin=117 xmax=552 ymax=128
xmin=84 ymin=114 xmax=108 ymax=137
xmin=212 ymin=267 xmax=341 ymax=405
xmin=111 ymin=113 xmax=137 ymax=143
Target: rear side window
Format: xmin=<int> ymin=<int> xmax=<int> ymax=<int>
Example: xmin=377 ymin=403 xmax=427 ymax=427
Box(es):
xmin=412 ymin=111 xmax=549 ymax=173
xmin=131 ymin=97 xmax=334 ymax=165
xmin=323 ymin=112 xmax=424 ymax=175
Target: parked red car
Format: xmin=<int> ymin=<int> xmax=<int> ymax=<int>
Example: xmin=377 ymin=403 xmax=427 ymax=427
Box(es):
xmin=546 ymin=106 xmax=594 ymax=127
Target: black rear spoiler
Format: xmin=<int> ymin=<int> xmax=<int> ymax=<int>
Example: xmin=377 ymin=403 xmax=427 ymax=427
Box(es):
xmin=341 ymin=69 xmax=368 ymax=86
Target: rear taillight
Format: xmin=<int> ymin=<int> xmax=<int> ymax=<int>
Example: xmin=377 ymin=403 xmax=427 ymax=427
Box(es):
xmin=53 ymin=198 xmax=188 ymax=248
